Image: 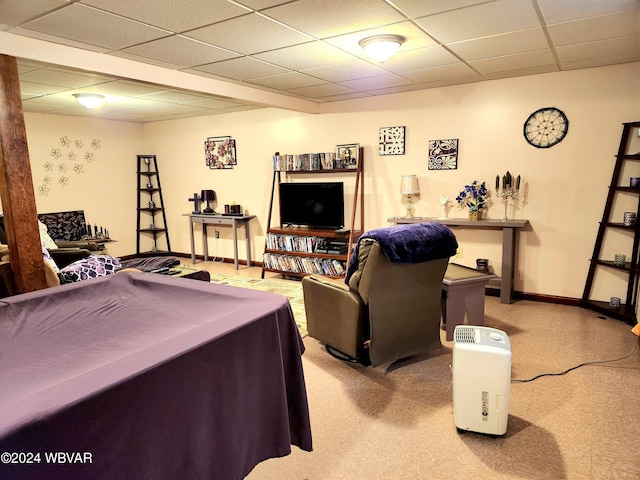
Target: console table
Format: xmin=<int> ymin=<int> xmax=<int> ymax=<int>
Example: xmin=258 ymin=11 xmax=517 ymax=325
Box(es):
xmin=184 ymin=214 xmax=256 ymax=269
xmin=388 ymin=217 xmax=529 ymax=304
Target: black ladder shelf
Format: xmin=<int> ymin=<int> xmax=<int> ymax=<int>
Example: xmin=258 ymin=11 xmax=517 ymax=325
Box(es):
xmin=581 ymin=121 xmax=640 ymax=325
xmin=136 ymin=155 xmax=171 ymax=256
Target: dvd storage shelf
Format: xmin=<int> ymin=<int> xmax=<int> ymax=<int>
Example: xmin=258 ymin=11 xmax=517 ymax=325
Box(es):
xmin=262 ymin=147 xmax=364 ymax=279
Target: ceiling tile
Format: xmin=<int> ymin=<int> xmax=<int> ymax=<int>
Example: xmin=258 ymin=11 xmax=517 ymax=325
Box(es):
xmin=301 ymin=60 xmax=387 ymax=82
xmin=548 ymin=11 xmax=640 ymax=46
xmin=0 ymin=0 xmax=69 ymax=29
xmin=19 ymin=68 xmax=109 ymax=89
xmin=263 ymin=0 xmax=405 ymax=39
xmin=338 ymin=74 xmax=413 ymax=91
xmin=447 ymin=28 xmax=550 ymax=61
xmin=400 ymin=63 xmax=481 ymax=83
xmin=381 ymin=46 xmax=462 ymax=73
xmin=561 ymin=51 xmax=640 ymax=70
xmin=485 ymin=63 xmax=559 ymax=80
xmin=121 ymin=35 xmax=240 ymax=68
xmin=390 ymin=0 xmax=490 ymax=18
xmin=245 ymin=72 xmax=326 ymax=90
xmin=195 ymin=57 xmax=290 ymax=81
xmin=81 ymin=0 xmax=250 ymax=33
xmin=414 ymin=0 xmax=540 ymax=44
xmin=19 ymin=81 xmax=71 ymax=96
xmin=537 ymin=0 xmax=639 ymax=23
xmin=556 ymin=35 xmax=640 ymax=63
xmin=20 ymin=3 xmax=171 ymax=50
xmin=287 ymin=83 xmax=357 ymax=98
xmin=185 ymin=13 xmax=312 ymax=55
xmin=469 ymin=49 xmax=556 ymax=74
xmin=233 ymin=0 xmax=293 ymax=10
xmin=77 ymin=80 xmax=169 ymax=97
xmin=253 ymin=41 xmax=355 ymax=70
xmin=420 ymin=75 xmax=484 ymax=89
xmin=365 ymin=84 xmax=425 ymax=96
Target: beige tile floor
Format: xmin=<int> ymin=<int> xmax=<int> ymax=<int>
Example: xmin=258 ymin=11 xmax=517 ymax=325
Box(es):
xmin=190 ymin=259 xmax=640 ymax=479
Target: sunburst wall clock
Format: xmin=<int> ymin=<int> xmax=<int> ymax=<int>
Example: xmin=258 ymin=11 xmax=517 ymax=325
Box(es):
xmin=523 ymin=107 xmax=569 ymax=148
xmin=379 ymin=126 xmax=405 ymax=155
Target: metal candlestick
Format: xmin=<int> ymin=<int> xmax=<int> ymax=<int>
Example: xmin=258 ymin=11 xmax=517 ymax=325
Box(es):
xmin=496 ymin=188 xmax=519 ymax=222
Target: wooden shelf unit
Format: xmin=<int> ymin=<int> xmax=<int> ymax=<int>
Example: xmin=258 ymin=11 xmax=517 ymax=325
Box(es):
xmin=581 ymin=121 xmax=640 ymax=325
xmin=262 ymin=148 xmax=364 ymax=279
xmin=136 ymin=155 xmax=171 ymax=256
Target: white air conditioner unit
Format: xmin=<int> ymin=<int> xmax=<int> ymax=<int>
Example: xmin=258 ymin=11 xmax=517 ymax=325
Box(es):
xmin=452 ymin=325 xmax=512 ymax=435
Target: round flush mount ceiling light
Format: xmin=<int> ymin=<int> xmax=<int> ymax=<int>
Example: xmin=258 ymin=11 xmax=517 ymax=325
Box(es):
xmin=358 ymin=34 xmax=406 ymax=63
xmin=73 ymin=93 xmax=105 ymax=108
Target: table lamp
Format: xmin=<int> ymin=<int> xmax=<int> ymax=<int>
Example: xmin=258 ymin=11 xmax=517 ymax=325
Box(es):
xmin=400 ymin=175 xmax=420 ymax=218
xmin=201 ymin=189 xmax=216 ymax=214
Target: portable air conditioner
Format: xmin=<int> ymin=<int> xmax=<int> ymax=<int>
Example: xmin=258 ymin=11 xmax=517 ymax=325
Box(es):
xmin=452 ymin=325 xmax=512 ymax=435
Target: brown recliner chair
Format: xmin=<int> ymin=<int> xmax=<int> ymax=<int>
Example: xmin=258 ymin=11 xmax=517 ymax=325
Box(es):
xmin=302 ymin=222 xmax=458 ymax=367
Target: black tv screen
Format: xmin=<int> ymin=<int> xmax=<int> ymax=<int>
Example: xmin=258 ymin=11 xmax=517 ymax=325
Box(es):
xmin=279 ymin=182 xmax=345 ymax=229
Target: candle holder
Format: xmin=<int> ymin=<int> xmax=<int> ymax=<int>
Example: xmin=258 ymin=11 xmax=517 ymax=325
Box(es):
xmin=495 ymin=187 xmax=519 ymax=221
xmin=495 ymin=171 xmax=521 ymax=222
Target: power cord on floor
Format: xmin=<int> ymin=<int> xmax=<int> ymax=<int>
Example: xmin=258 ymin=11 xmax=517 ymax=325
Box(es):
xmin=511 ymin=339 xmax=638 ymax=383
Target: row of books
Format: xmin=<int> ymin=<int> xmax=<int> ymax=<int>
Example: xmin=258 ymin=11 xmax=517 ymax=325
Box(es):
xmin=272 ymin=153 xmax=356 ymax=171
xmin=263 ymin=253 xmax=346 ymax=277
xmin=265 ymin=233 xmax=322 ymax=253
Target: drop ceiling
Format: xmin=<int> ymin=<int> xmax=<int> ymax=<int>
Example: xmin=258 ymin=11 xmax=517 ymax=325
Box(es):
xmin=1 ymin=0 xmax=638 ymax=122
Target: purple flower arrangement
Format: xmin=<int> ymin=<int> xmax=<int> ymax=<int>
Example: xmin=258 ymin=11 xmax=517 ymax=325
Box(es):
xmin=456 ymin=180 xmax=488 ymax=212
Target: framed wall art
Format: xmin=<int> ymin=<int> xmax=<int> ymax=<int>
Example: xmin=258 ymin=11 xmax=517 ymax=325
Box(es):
xmin=428 ymin=139 xmax=458 ymax=170
xmin=379 ymin=126 xmax=405 ymax=155
xmin=336 ymin=143 xmax=359 ymax=169
xmin=204 ymin=136 xmax=237 ymax=169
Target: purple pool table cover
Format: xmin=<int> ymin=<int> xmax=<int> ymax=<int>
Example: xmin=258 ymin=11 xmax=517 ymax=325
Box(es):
xmin=0 ymin=272 xmax=312 ymax=479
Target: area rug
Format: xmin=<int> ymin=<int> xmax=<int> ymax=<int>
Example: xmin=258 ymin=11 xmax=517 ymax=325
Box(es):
xmin=209 ymin=273 xmax=307 ymax=337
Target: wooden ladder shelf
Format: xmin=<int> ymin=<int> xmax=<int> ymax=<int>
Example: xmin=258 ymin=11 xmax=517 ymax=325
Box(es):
xmin=136 ymin=155 xmax=171 ymax=256
xmin=580 ymin=121 xmax=640 ymax=325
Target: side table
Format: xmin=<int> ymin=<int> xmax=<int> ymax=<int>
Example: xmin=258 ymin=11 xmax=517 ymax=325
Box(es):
xmin=442 ymin=263 xmax=496 ymax=341
xmin=184 ymin=214 xmax=256 ymax=269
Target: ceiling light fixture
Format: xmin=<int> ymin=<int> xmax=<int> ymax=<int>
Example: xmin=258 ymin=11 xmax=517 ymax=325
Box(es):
xmin=73 ymin=93 xmax=105 ymax=109
xmin=358 ymin=34 xmax=405 ymax=63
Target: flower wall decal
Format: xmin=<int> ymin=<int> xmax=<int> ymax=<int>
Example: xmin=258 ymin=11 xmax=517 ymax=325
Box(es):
xmin=42 ymin=136 xmax=103 ymax=192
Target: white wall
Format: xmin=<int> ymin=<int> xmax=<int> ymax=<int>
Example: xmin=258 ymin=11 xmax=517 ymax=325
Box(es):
xmin=14 ymin=61 xmax=640 ymax=300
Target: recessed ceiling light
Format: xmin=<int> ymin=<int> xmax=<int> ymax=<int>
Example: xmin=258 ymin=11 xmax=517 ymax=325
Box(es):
xmin=73 ymin=93 xmax=105 ymax=109
xmin=358 ymin=35 xmax=406 ymax=63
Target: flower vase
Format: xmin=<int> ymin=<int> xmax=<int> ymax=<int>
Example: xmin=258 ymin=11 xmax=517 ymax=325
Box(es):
xmin=469 ymin=210 xmax=482 ymax=221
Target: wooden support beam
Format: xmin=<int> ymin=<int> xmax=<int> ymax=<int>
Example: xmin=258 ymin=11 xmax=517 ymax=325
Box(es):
xmin=0 ymin=54 xmax=47 ymax=293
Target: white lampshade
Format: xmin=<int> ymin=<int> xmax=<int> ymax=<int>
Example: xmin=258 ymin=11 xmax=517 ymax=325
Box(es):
xmin=359 ymin=35 xmax=405 ymax=63
xmin=400 ymin=175 xmax=420 ymax=195
xmin=73 ymin=93 xmax=104 ymax=108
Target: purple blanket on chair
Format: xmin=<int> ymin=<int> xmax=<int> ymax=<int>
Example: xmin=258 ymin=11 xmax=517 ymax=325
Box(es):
xmin=345 ymin=222 xmax=458 ymax=284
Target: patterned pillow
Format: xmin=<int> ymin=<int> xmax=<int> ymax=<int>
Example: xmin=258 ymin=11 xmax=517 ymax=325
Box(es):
xmin=58 ymin=255 xmax=122 ymax=284
xmin=38 ymin=220 xmax=59 ymax=250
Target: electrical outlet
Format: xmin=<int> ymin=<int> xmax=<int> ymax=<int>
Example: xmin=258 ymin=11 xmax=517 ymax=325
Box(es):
xmin=215 ymin=230 xmax=219 ymax=238
xmin=456 ymin=247 xmax=463 ymax=258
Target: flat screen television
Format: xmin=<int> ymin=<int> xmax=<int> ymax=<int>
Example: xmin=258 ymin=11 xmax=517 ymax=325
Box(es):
xmin=279 ymin=182 xmax=344 ymax=229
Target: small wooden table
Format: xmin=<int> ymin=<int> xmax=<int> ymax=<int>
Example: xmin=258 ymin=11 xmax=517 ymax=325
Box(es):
xmin=184 ymin=213 xmax=256 ymax=269
xmin=442 ymin=263 xmax=496 ymax=341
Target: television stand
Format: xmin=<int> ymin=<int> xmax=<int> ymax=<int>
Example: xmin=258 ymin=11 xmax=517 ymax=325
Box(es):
xmin=262 ymin=148 xmax=364 ymax=279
